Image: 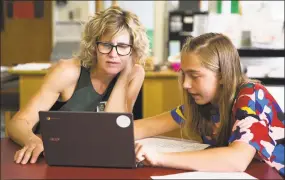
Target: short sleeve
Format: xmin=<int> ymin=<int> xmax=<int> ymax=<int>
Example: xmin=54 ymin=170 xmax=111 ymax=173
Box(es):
xmin=229 ymin=83 xmax=284 ymax=175
xmin=170 ymin=105 xmax=185 ymax=125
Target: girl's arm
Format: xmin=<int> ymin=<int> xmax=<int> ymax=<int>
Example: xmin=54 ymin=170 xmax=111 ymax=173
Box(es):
xmin=153 ymin=141 xmax=256 ymax=172
xmin=134 ymin=111 xmax=180 ymax=140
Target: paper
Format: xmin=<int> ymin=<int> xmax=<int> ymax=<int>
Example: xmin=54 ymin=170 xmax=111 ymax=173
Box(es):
xmin=135 ymin=136 xmax=210 ymax=152
xmin=246 ymin=65 xmax=270 ymax=78
xmin=1 ymin=66 xmax=8 ymax=72
xmin=151 ymin=171 xmax=257 ymax=179
xmin=11 ymin=63 xmax=51 ymax=71
xmin=267 ymin=67 xmax=284 ymax=78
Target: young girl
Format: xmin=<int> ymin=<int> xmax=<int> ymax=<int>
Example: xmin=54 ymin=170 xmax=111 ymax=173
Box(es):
xmin=8 ymin=6 xmax=149 ymax=164
xmin=134 ymin=33 xmax=284 ymax=175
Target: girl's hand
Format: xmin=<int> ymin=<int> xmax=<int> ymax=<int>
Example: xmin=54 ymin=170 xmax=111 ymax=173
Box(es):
xmin=135 ymin=142 xmax=163 ymax=167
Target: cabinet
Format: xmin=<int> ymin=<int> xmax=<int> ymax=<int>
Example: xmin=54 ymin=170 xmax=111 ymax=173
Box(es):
xmin=142 ymin=70 xmax=185 ymax=139
xmin=142 ymin=71 xmax=181 ymax=118
xmin=1 ymin=1 xmax=52 ymax=66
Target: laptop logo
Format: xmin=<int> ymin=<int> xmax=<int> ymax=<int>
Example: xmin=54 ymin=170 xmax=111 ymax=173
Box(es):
xmin=49 ymin=137 xmax=60 ymax=142
xmin=116 ymin=115 xmax=131 ymax=128
xmin=46 ymin=117 xmax=60 ymax=120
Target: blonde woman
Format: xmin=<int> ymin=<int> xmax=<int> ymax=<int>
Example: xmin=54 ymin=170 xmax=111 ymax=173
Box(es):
xmin=8 ymin=6 xmax=149 ymax=164
xmin=135 ymin=33 xmax=284 ymax=175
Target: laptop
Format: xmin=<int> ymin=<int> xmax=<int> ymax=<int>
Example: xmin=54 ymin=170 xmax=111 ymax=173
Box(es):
xmin=39 ymin=111 xmax=136 ymax=168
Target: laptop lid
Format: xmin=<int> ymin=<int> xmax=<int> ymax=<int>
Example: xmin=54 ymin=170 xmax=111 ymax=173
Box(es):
xmin=39 ymin=111 xmax=136 ymax=168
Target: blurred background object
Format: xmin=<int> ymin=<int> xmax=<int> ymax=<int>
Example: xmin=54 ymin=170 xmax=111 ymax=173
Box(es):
xmin=144 ymin=56 xmax=155 ymax=72
xmin=56 ymin=0 xmax=67 ymax=8
xmin=1 ymin=1 xmax=52 ymax=66
xmin=1 ymin=0 xmax=284 ymax=138
xmin=1 ymin=0 xmax=4 ymax=32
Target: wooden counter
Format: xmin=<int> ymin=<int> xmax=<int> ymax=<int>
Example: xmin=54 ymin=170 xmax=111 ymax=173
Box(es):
xmin=143 ymin=70 xmax=180 ymax=117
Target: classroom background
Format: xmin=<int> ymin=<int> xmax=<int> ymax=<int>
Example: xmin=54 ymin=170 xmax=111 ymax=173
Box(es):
xmin=1 ymin=0 xmax=284 ymax=138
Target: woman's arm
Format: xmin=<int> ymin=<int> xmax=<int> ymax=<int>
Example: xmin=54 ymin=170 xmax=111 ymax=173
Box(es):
xmin=105 ymin=63 xmax=181 ymax=139
xmin=105 ymin=64 xmax=144 ymax=113
xmin=134 ymin=111 xmax=180 ymax=140
xmin=7 ymin=59 xmax=80 ymax=146
xmin=136 ymin=141 xmax=256 ymax=172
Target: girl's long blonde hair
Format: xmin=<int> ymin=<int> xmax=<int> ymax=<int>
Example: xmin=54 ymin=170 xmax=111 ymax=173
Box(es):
xmin=180 ymin=33 xmax=258 ymax=146
xmin=75 ymin=6 xmax=150 ymax=68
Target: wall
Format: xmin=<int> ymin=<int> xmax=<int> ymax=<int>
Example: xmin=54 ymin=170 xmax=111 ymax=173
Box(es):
xmin=239 ymin=1 xmax=284 ymax=48
xmin=104 ymin=1 xmax=154 ymax=30
xmin=54 ymin=1 xmax=89 ymax=22
xmin=53 ymin=1 xmax=155 ymax=56
xmin=104 ymin=1 xmax=155 ymax=58
xmin=205 ymin=1 xmax=284 ymax=49
xmin=52 ymin=1 xmax=284 ymax=61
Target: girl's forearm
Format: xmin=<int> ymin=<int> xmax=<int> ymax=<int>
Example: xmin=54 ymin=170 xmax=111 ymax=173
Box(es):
xmin=158 ymin=147 xmax=248 ymax=172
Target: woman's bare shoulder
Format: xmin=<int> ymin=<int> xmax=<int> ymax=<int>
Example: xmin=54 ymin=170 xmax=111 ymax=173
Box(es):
xmin=46 ymin=58 xmax=81 ymax=84
xmin=52 ymin=58 xmax=80 ymax=69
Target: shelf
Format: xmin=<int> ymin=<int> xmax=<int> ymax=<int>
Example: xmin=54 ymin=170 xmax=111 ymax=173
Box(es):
xmin=251 ymin=77 xmax=284 ymax=85
xmin=238 ymin=48 xmax=284 ymax=57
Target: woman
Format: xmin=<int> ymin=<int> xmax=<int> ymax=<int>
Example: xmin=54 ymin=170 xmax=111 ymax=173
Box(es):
xmin=134 ymin=33 xmax=284 ymax=175
xmin=8 ymin=6 xmax=149 ymax=164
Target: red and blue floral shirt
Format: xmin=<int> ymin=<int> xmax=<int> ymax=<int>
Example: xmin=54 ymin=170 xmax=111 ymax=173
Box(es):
xmin=170 ymin=83 xmax=284 ymax=175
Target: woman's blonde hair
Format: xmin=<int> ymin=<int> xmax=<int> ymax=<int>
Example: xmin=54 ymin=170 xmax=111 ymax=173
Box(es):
xmin=75 ymin=6 xmax=150 ymax=68
xmin=180 ymin=33 xmax=259 ymax=146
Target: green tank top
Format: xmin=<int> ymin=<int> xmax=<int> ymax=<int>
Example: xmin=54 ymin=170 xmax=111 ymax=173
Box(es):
xmin=51 ymin=66 xmax=118 ymax=112
xmin=34 ymin=66 xmax=118 ymax=134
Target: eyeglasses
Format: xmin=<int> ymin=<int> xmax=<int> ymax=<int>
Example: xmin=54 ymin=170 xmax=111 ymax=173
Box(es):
xmin=96 ymin=41 xmax=132 ymax=56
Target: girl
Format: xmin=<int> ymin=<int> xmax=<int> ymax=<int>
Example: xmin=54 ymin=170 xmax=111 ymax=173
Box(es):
xmin=8 ymin=6 xmax=149 ymax=164
xmin=134 ymin=33 xmax=284 ymax=175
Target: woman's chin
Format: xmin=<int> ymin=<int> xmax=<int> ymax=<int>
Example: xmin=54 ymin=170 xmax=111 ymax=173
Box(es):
xmin=104 ymin=68 xmax=121 ymax=76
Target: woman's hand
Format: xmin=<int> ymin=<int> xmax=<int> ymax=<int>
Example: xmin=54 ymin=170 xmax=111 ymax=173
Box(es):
xmin=135 ymin=142 xmax=163 ymax=167
xmin=14 ymin=135 xmax=44 ymax=164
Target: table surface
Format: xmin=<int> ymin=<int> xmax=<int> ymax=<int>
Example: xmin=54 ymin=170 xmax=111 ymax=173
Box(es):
xmin=1 ymin=138 xmax=283 ymax=179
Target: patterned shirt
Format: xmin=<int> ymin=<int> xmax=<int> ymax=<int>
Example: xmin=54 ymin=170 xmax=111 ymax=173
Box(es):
xmin=170 ymin=83 xmax=284 ymax=175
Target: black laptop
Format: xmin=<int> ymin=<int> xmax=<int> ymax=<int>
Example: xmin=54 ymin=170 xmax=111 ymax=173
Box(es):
xmin=39 ymin=111 xmax=136 ymax=168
